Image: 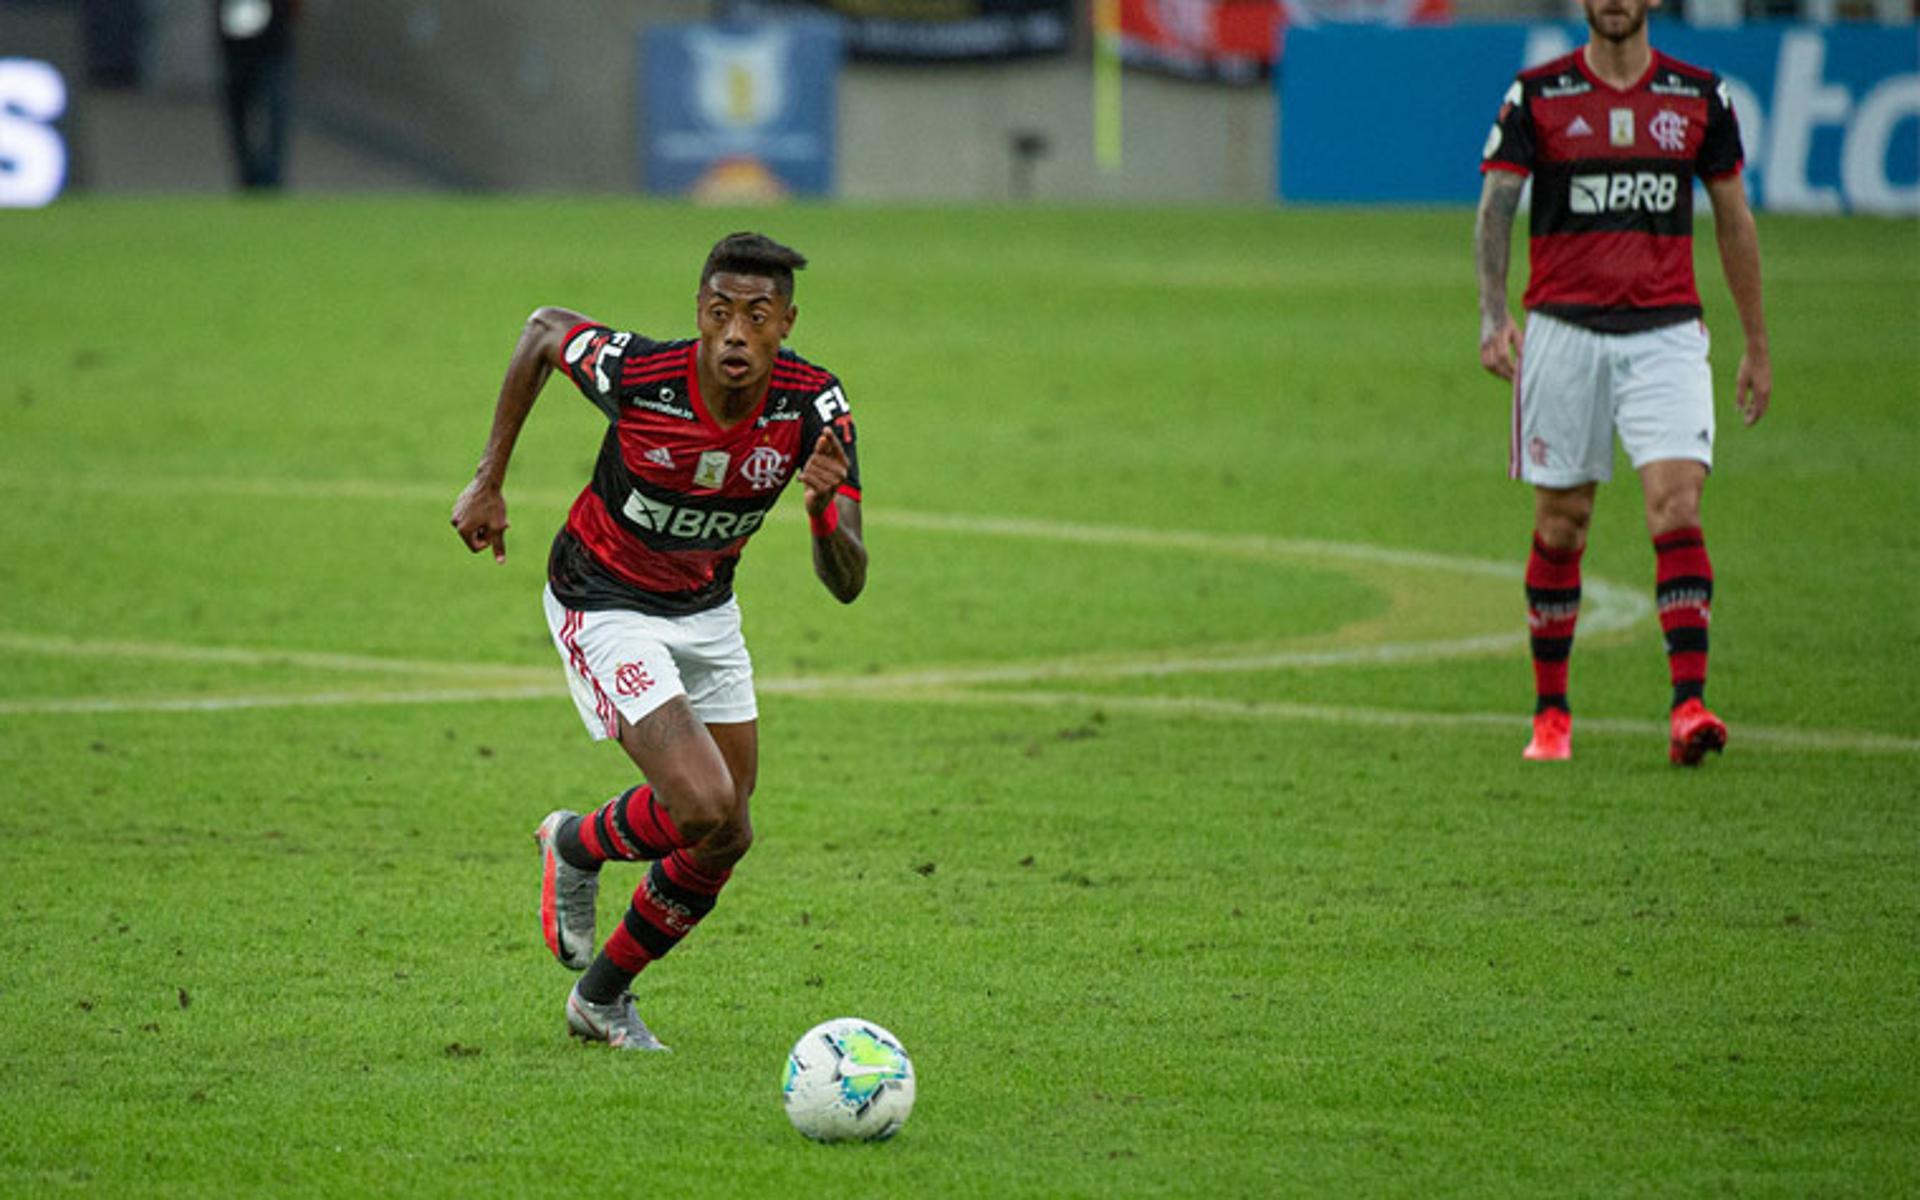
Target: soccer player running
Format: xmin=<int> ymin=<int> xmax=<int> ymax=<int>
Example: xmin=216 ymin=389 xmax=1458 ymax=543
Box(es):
xmin=1474 ymin=0 xmax=1770 ymax=764
xmin=450 ymin=233 xmax=866 ymax=1049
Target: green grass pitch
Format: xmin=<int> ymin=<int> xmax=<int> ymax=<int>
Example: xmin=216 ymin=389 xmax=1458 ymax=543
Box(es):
xmin=1 ymin=198 xmax=1915 ymax=1196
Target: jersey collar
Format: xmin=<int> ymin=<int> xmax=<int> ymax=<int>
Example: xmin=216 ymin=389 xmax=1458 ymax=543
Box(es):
xmin=1576 ymin=45 xmax=1660 ymax=95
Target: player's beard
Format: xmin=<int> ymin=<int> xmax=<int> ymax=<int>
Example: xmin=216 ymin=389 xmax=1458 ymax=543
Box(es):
xmin=1585 ymin=1 xmax=1647 ymax=42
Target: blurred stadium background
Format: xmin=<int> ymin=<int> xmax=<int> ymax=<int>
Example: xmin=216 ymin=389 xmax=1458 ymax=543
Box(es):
xmin=2 ymin=0 xmax=1913 ymax=209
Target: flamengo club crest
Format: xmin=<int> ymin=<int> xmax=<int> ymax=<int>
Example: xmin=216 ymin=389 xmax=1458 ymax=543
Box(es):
xmin=740 ymin=444 xmax=790 ymax=491
xmin=615 ymin=661 xmax=655 ymax=697
xmin=1650 ymin=109 xmax=1688 ymax=152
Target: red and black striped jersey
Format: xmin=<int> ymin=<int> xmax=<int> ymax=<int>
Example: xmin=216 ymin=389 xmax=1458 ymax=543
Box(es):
xmin=546 ymin=322 xmax=861 ymax=616
xmin=1481 ymin=50 xmax=1744 ymax=333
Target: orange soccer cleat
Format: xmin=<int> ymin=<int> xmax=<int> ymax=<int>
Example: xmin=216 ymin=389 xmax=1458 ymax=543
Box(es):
xmin=1523 ymin=707 xmax=1572 ymax=761
xmin=1669 ymin=698 xmax=1728 ymax=766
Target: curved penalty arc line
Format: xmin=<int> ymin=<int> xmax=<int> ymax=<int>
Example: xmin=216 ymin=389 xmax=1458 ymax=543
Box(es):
xmin=0 ymin=475 xmax=1652 ymax=705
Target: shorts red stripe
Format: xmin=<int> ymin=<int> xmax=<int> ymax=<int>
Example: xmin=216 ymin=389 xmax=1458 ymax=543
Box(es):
xmin=560 ymin=607 xmax=619 ymax=739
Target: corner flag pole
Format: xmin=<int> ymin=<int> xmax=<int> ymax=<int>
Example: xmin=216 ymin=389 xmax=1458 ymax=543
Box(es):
xmin=1094 ymin=0 xmax=1121 ymax=171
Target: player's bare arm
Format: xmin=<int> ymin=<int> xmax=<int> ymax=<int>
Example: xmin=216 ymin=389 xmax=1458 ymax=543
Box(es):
xmin=450 ymin=305 xmax=591 ymax=562
xmin=801 ymin=431 xmax=866 ymax=603
xmin=1704 ymin=173 xmax=1771 ymax=427
xmin=1475 ymin=170 xmax=1527 ymax=382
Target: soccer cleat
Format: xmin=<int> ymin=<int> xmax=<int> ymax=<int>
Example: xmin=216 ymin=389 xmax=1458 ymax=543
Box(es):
xmin=1669 ymin=698 xmax=1728 ymax=766
xmin=1523 ymin=707 xmax=1572 ymax=761
xmin=566 ymin=983 xmax=671 ymax=1052
xmin=535 ymin=810 xmax=599 ymax=971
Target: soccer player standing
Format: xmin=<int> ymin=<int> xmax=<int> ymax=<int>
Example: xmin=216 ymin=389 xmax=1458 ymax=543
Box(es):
xmin=1474 ymin=0 xmax=1770 ymax=764
xmin=450 ymin=233 xmax=866 ymax=1049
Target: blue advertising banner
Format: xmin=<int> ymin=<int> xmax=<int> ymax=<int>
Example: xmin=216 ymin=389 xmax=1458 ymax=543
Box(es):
xmin=1278 ymin=24 xmax=1919 ymax=214
xmin=642 ymin=22 xmax=840 ymax=201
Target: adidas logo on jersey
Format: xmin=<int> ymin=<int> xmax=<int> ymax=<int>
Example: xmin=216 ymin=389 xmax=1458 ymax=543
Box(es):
xmin=1566 ymin=115 xmax=1593 ymax=138
xmin=645 ymin=446 xmax=675 ymax=469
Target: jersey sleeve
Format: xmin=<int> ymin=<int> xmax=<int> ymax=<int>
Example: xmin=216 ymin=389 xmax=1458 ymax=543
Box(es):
xmin=557 ymin=322 xmax=664 ymax=422
xmin=1480 ymin=77 xmax=1534 ymax=176
xmin=799 ymin=377 xmax=862 ymax=500
xmin=1697 ymin=75 xmax=1744 ymax=181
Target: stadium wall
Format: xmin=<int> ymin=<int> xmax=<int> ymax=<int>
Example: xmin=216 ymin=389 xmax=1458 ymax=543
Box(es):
xmin=275 ymin=0 xmax=1271 ymax=201
xmin=838 ymin=60 xmax=1272 ymax=203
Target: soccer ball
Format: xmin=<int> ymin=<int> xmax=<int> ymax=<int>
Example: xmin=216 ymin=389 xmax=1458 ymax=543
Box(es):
xmin=782 ymin=1017 xmax=916 ymax=1143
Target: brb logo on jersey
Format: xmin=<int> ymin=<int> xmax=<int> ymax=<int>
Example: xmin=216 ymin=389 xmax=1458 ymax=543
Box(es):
xmin=623 ymin=489 xmax=772 ymax=543
xmin=1569 ymin=172 xmax=1680 ymax=214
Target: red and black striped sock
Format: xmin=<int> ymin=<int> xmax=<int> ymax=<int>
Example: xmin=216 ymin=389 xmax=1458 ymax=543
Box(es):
xmin=1654 ymin=526 xmax=1713 ymax=710
xmin=1526 ymin=534 xmax=1583 ymax=714
xmin=578 ymin=850 xmax=732 ymax=1003
xmin=557 ymin=785 xmax=686 ymax=870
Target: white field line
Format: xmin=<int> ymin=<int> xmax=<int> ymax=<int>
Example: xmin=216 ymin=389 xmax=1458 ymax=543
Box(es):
xmin=823 ymin=687 xmax=1920 ymax=756
xmin=875 ymin=508 xmax=1649 ymax=639
xmin=0 ymin=685 xmax=560 ymax=716
xmin=0 ymin=632 xmax=550 ymax=681
xmin=0 ymin=473 xmax=1651 ymax=679
xmin=764 ymin=634 xmax=1532 ymax=694
xmin=0 ymin=469 xmax=1655 ymax=639
xmin=879 ymin=687 xmax=1920 ymax=752
xmin=37 ymin=473 xmax=1869 ymax=743
xmin=2 ymin=677 xmax=1913 ymax=756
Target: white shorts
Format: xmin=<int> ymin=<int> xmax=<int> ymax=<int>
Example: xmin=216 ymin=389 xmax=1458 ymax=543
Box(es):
xmin=1511 ymin=312 xmax=1715 ymax=487
xmin=542 ymin=584 xmax=757 ymax=740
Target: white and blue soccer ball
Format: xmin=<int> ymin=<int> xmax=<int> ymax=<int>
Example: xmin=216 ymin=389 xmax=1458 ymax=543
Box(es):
xmin=782 ymin=1017 xmax=916 ymax=1143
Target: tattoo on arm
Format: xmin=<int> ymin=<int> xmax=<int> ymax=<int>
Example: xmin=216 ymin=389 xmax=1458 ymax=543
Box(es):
xmin=1475 ymin=173 xmax=1524 ymax=336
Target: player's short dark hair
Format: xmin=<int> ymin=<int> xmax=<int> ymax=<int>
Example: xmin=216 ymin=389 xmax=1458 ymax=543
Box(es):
xmin=700 ymin=232 xmax=807 ymax=298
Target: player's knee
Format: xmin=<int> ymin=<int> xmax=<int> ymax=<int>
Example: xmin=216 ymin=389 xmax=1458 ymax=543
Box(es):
xmin=1647 ymin=491 xmax=1701 ymax=534
xmin=1534 ymin=489 xmax=1593 ymax=550
xmin=1536 ymin=509 xmax=1590 ymax=551
xmin=705 ymin=810 xmax=755 ymax=867
xmin=666 ymin=776 xmax=738 ymax=844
